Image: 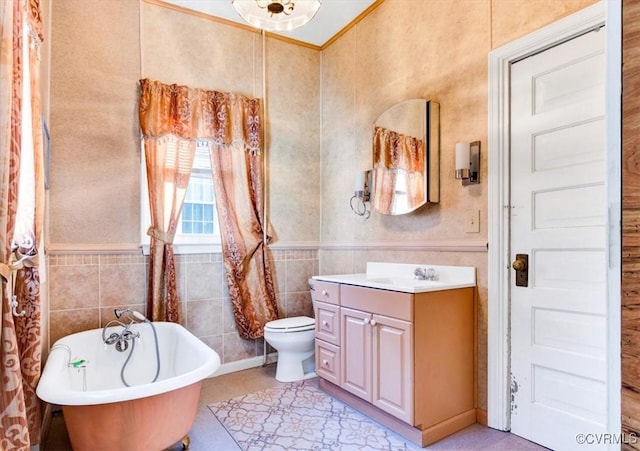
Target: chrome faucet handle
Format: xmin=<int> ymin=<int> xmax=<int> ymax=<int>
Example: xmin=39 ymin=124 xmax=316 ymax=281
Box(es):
xmin=121 ymin=329 xmax=140 ymax=340
xmin=104 ymin=332 xmax=120 ymax=345
xmin=414 ymin=267 xmax=426 ymax=279
xmin=426 ymin=268 xmax=438 ymax=281
xmin=102 ymin=319 xmax=127 ymax=344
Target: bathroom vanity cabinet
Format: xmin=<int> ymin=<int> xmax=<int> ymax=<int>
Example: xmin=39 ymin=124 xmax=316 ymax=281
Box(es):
xmin=310 ymin=275 xmax=475 ymax=448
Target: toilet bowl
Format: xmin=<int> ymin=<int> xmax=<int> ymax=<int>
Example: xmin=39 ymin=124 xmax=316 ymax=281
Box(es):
xmin=264 ymin=316 xmax=316 ymax=382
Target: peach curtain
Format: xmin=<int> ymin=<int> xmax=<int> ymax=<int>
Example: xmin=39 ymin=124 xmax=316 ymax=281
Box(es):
xmin=139 ymin=80 xmax=196 ymax=322
xmin=0 ymin=0 xmax=44 ymax=448
xmin=138 ymin=79 xmax=278 ymax=337
xmin=142 ymin=134 xmax=194 ymax=322
xmin=208 ymin=103 xmax=278 ymax=340
xmin=372 ymin=126 xmax=425 ymax=214
xmin=15 ymin=0 xmax=45 ymax=444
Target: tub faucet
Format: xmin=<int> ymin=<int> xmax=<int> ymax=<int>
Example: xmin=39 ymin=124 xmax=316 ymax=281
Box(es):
xmin=414 ymin=267 xmax=438 ymax=281
xmin=102 ymin=313 xmax=141 ymax=352
xmin=50 ymin=343 xmax=72 ymax=366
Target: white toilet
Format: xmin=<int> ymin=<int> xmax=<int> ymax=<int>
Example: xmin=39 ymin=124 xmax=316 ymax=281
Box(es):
xmin=264 ymin=316 xmax=316 ymax=382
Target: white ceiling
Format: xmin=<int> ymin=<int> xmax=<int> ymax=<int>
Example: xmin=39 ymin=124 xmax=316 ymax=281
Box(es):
xmin=162 ymin=0 xmax=378 ymax=47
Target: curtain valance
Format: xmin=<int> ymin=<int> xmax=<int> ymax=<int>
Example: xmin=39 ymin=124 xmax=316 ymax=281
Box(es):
xmin=138 ymin=78 xmax=261 ymax=152
xmin=373 ymin=126 xmax=425 ymax=172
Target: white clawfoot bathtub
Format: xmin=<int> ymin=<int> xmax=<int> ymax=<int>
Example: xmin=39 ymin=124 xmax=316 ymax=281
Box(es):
xmin=37 ymin=321 xmax=220 ymax=451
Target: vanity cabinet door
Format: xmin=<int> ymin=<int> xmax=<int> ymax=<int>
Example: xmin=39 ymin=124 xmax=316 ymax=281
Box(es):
xmin=340 ymin=307 xmax=372 ymax=401
xmin=314 ymin=301 xmax=340 ymax=345
xmin=371 ymin=314 xmax=414 ymax=424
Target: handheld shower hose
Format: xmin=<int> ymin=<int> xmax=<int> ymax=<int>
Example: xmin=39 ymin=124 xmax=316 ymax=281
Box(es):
xmin=113 ymin=309 xmax=161 ymax=387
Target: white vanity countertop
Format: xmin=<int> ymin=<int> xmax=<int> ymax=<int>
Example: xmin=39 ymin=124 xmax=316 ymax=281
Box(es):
xmin=312 ymin=262 xmax=476 ymax=294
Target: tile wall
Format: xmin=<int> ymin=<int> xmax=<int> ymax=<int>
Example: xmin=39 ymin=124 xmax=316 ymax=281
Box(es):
xmin=46 ymin=249 xmax=318 ymax=365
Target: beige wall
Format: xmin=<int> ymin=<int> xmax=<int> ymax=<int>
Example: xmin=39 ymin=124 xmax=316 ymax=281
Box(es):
xmin=49 ymin=0 xmax=141 ymax=245
xmin=49 ymin=0 xmax=320 ymax=247
xmin=46 ymin=0 xmax=595 ymax=409
xmin=46 ymin=0 xmax=320 ymax=362
xmin=318 ymin=0 xmax=596 ymax=413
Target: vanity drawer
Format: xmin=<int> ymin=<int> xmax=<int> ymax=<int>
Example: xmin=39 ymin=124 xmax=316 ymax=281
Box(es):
xmin=316 ymin=340 xmax=340 ymax=385
xmin=341 ymin=284 xmax=412 ymax=321
xmin=309 ymin=280 xmax=340 ymax=305
xmin=314 ymin=301 xmax=340 ymax=345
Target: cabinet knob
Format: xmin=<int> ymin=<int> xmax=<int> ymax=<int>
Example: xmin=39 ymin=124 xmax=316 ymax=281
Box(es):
xmin=322 ymin=290 xmax=328 ymax=296
xmin=322 ymin=359 xmax=329 ymax=367
xmin=363 ymin=318 xmax=370 ymax=325
xmin=370 ymin=319 xmax=377 ymax=326
xmin=322 ymin=320 xmax=328 ymax=327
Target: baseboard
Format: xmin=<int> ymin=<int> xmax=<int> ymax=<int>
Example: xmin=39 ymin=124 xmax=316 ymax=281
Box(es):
xmin=476 ymin=408 xmax=488 ymax=426
xmin=209 ymin=353 xmax=278 ymax=377
xmin=422 ymin=409 xmax=477 ymax=447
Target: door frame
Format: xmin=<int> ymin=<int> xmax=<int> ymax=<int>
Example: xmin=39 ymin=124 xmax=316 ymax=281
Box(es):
xmin=487 ymin=0 xmax=621 ymax=433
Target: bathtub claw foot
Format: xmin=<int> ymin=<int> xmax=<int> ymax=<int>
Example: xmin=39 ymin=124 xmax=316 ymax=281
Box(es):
xmin=181 ymin=435 xmax=190 ymax=450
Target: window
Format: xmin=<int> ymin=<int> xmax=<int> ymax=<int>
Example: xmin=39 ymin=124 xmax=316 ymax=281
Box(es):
xmin=181 ymin=175 xmax=216 ymax=235
xmin=180 ymin=141 xmax=218 ymax=236
xmin=13 ymin=22 xmax=37 ymax=251
xmin=141 ymin=140 xmax=221 ymax=254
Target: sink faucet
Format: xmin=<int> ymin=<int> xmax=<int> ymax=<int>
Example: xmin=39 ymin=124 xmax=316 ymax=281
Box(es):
xmin=414 ymin=267 xmax=438 ymax=281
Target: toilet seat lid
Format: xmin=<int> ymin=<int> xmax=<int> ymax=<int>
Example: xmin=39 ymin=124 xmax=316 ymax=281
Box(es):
xmin=265 ymin=316 xmax=315 ymax=331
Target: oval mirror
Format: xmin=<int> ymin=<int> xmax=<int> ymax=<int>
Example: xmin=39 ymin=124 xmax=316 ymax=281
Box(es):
xmin=372 ymin=99 xmax=439 ymax=215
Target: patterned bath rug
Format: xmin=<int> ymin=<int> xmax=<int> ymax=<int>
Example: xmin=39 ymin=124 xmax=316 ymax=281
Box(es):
xmin=208 ymin=380 xmax=422 ymax=451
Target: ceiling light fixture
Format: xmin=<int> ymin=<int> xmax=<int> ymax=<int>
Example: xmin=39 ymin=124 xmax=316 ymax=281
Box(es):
xmin=231 ymin=0 xmax=322 ymax=32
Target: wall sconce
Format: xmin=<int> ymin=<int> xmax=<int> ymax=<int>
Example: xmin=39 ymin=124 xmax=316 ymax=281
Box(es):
xmin=455 ymin=141 xmax=480 ymax=185
xmin=350 ymin=170 xmax=372 ymax=219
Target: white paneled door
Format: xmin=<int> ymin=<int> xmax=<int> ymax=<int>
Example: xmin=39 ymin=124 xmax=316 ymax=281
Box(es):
xmin=509 ymin=28 xmax=607 ymax=450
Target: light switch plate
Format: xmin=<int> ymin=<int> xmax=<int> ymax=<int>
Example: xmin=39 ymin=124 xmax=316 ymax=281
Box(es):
xmin=466 ymin=209 xmax=480 ymax=233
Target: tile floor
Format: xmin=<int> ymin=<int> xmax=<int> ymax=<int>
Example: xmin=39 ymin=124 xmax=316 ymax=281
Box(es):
xmin=43 ymin=364 xmax=548 ymax=450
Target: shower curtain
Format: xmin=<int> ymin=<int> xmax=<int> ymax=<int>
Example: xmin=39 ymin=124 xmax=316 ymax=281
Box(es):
xmin=0 ymin=0 xmax=45 ymax=448
xmin=139 ymin=79 xmax=278 ymax=338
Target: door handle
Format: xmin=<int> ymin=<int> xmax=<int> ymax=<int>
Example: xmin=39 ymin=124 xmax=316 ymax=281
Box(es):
xmin=512 ymin=258 xmax=526 ymax=272
xmin=512 ymin=254 xmax=528 ymax=287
